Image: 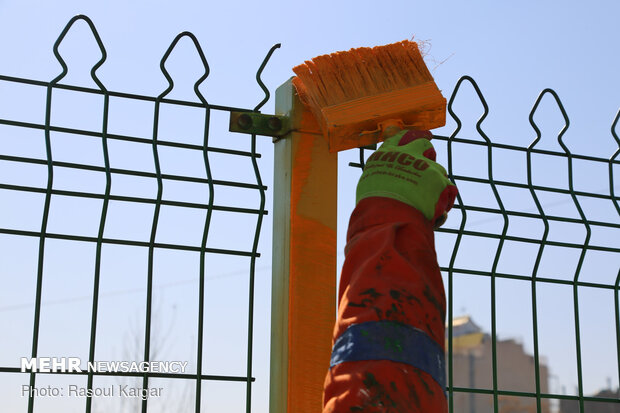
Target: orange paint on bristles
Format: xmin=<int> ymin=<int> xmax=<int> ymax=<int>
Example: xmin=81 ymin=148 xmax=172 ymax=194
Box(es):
xmin=292 ymin=40 xmax=446 ymax=152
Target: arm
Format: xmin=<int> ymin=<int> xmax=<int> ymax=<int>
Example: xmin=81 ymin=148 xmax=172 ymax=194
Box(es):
xmin=322 ymin=129 xmax=457 ymax=412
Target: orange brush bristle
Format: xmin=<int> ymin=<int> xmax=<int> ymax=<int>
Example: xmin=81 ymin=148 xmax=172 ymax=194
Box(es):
xmin=292 ymin=40 xmax=446 ymax=152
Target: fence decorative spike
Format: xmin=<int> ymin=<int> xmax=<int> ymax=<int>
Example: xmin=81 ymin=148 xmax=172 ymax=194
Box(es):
xmin=525 ymin=101 xmax=552 ymax=275
xmin=447 ymin=75 xmax=490 ymax=143
xmin=52 ymin=14 xmax=107 ymax=90
xmin=612 ymin=108 xmax=620 ymax=148
xmin=610 ymin=109 xmax=620 ymax=214
xmin=254 ymin=43 xmax=281 ymax=112
xmin=525 ymin=88 xmax=568 ymax=288
xmin=159 ymin=31 xmax=210 ymax=103
xmin=528 ymin=88 xmax=570 ymax=150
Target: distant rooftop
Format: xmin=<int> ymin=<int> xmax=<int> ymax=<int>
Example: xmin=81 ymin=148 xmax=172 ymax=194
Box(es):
xmin=449 ymin=315 xmax=483 ymax=337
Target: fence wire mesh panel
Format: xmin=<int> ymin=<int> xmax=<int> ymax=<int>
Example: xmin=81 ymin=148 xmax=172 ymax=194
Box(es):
xmin=1 ymin=13 xmax=619 ymax=413
xmin=0 ymin=15 xmax=278 ymax=413
xmin=349 ymin=76 xmax=620 ymax=413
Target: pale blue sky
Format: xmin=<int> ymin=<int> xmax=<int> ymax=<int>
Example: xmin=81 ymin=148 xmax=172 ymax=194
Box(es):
xmin=0 ymin=1 xmax=618 ymax=412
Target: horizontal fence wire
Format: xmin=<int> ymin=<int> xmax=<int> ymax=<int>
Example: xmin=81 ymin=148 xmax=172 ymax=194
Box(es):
xmin=350 ymin=76 xmax=620 ymax=413
xmin=0 ymin=15 xmax=280 ymax=413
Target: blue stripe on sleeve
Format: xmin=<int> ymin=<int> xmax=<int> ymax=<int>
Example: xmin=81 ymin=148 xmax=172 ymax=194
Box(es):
xmin=330 ymin=320 xmax=446 ymax=390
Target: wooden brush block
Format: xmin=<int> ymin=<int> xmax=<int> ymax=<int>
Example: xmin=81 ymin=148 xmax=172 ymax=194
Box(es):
xmin=320 ymin=82 xmax=446 ymax=152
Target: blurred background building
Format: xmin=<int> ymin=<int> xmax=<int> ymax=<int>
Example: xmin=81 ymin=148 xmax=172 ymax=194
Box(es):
xmin=559 ymin=387 xmax=620 ymax=413
xmin=449 ymin=316 xmax=620 ymax=413
xmin=450 ymin=316 xmax=550 ymax=413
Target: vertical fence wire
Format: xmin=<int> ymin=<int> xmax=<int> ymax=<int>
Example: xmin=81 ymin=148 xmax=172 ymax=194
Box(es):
xmin=527 ymin=92 xmax=552 ymax=413
xmin=188 ymin=32 xmax=213 ymax=413
xmin=444 ymin=84 xmax=469 ymax=412
xmin=610 ymin=110 xmax=620 ymax=404
xmin=74 ymin=16 xmax=110 ymax=413
xmin=248 ymin=42 xmax=280 ymax=413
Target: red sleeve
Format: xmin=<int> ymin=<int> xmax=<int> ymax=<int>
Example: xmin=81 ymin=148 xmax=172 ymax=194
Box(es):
xmin=322 ymin=196 xmax=447 ymax=413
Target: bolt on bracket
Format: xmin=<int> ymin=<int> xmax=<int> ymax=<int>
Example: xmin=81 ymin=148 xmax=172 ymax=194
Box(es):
xmin=229 ymin=111 xmax=291 ymax=138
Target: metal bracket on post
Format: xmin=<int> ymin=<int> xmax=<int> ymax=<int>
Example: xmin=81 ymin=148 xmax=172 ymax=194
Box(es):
xmin=229 ymin=111 xmax=291 ymax=139
xmin=269 ymin=79 xmax=338 ymax=413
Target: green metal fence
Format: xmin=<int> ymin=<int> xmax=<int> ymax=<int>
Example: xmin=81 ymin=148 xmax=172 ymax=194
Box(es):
xmin=0 ymin=13 xmax=618 ymax=413
xmin=0 ymin=15 xmax=278 ymax=413
xmin=351 ymin=77 xmax=620 ymax=412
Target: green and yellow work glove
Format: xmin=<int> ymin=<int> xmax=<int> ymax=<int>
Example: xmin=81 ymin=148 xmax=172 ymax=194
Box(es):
xmin=356 ymin=129 xmax=458 ymax=228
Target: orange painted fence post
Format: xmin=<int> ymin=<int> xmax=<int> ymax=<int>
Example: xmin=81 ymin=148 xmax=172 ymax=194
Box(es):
xmin=270 ymin=78 xmax=338 ymax=413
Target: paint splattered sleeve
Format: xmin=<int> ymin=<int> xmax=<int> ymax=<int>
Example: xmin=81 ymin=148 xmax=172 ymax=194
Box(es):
xmin=322 ymin=196 xmax=447 ymax=413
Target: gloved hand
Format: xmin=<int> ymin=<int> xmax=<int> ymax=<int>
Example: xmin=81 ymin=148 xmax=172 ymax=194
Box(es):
xmin=356 ymin=128 xmax=458 ymax=228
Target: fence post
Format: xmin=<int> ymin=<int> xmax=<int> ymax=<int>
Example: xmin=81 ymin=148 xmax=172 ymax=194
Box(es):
xmin=270 ymin=78 xmax=338 ymax=413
